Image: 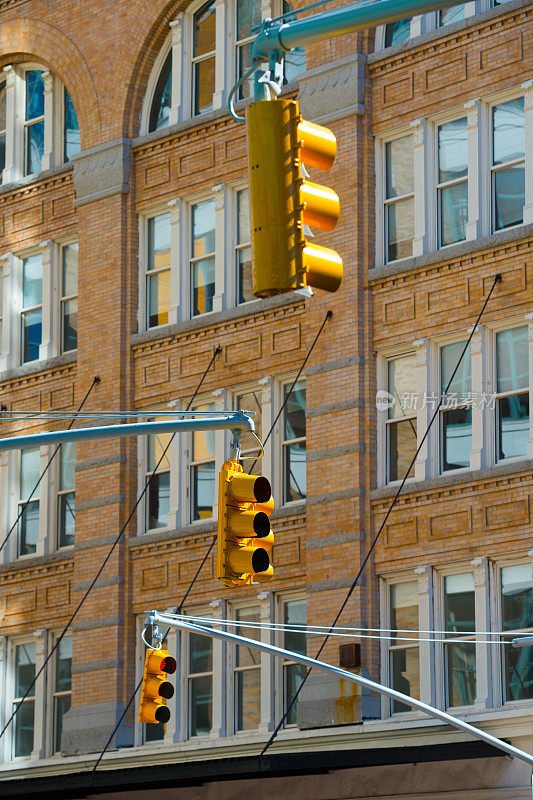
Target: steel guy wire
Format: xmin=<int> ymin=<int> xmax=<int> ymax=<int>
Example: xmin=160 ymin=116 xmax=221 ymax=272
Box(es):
xmin=0 ymin=347 xmax=222 ymax=746
xmin=0 ymin=376 xmax=101 ymax=556
xmin=260 ymin=273 xmax=503 ymax=757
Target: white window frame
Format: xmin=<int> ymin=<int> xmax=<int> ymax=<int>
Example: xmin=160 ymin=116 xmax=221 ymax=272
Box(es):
xmin=277 ymin=593 xmax=306 ymax=728
xmin=229 ymin=181 xmax=252 ymax=307
xmin=274 ymin=376 xmax=306 ymax=507
xmin=183 ymin=607 xmax=215 ymax=739
xmin=436 ymin=335 xmax=474 ymax=476
xmin=3 ymin=634 xmax=46 ymax=762
xmin=375 ymin=127 xmax=415 ymax=267
xmin=488 ymin=89 xmax=527 ymax=234
xmin=227 ymin=601 xmax=263 ymax=735
xmin=46 ymin=632 xmax=72 ymax=756
xmin=58 ymin=240 xmax=78 ymax=355
xmin=55 ymin=443 xmax=76 ymax=551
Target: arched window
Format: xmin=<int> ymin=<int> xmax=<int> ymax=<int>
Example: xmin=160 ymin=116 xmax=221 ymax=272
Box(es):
xmin=384 ymin=18 xmax=411 ymax=47
xmin=192 ymin=0 xmax=216 ymax=116
xmin=0 ymin=79 xmax=6 ymax=175
xmin=64 ymin=88 xmax=80 ymax=161
xmin=149 ymin=50 xmax=172 ymax=132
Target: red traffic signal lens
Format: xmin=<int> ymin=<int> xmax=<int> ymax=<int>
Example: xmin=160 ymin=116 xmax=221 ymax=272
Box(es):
xmin=154 ymin=705 xmax=171 ymax=724
xmin=160 ymin=655 xmax=177 ymax=675
xmin=253 ymin=476 xmax=271 ymax=503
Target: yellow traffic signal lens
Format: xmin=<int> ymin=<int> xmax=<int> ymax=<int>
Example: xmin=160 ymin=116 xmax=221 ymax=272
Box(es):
xmin=297 ymin=118 xmax=337 ymax=170
xmin=300 ymin=181 xmax=340 ymax=232
xmin=229 ymin=472 xmax=271 ymax=503
xmin=303 ymin=243 xmax=343 ymax=292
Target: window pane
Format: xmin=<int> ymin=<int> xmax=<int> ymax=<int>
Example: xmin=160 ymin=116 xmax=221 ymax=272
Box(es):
xmin=190 ymin=675 xmax=212 ymax=735
xmin=62 ymin=297 xmax=78 ymax=352
xmin=284 ymin=381 xmax=305 ymax=439
xmin=441 ymin=406 xmax=472 ymax=471
xmin=388 ymin=418 xmax=417 ymax=481
xmin=284 ymin=45 xmax=306 ymax=84
xmin=498 ymin=394 xmax=529 ymax=460
xmin=391 ymin=648 xmax=420 ymax=712
xmin=384 ymin=18 xmax=411 ymax=46
xmin=284 ymin=599 xmax=306 ymax=655
xmin=236 ymin=390 xmax=262 ymax=440
xmin=14 ymin=699 xmax=34 ymax=758
xmin=237 ymin=0 xmax=261 ymax=40
xmin=496 ymin=327 xmax=528 ymax=393
xmin=149 ymin=51 xmax=172 ymax=133
xmin=26 ymin=120 xmax=44 ymax=174
xmin=0 ymin=81 xmax=6 ymax=131
xmin=385 ymin=136 xmax=413 ymax=199
xmin=193 ymin=0 xmax=216 ymax=56
xmin=285 ymin=441 xmax=306 ymax=501
xmin=192 ymin=462 xmax=215 ymax=519
xmin=63 ymin=89 xmax=80 ymax=161
xmin=148 ymin=270 xmax=170 ymax=327
xmin=22 ymin=308 xmax=42 ymax=363
xmin=15 ymin=642 xmax=36 ymax=696
xmin=148 ymin=214 xmax=171 ymax=269
xmin=62 ymin=242 xmax=78 ymax=297
xmin=56 ymin=637 xmax=72 ymax=692
xmin=193 ymin=200 xmax=215 ymax=257
xmin=237 ymin=188 xmax=250 ymax=244
xmin=502 ymin=565 xmax=533 ymax=701
xmin=445 ymin=573 xmax=475 ymax=634
xmin=190 ymin=631 xmax=213 ymax=673
xmin=386 ymin=197 xmax=414 ymax=262
xmin=494 ymin=163 xmax=525 ymax=230
xmin=236 ymin=607 xmax=261 ymax=667
xmin=21 ymin=448 xmax=40 ymax=498
xmin=237 ymin=42 xmax=255 ymax=100
xmin=439 ymin=4 xmax=465 ymax=24
xmin=390 ymin=582 xmax=418 ymax=641
xmin=25 ymin=71 xmax=44 ymax=120
xmin=20 ymin=500 xmax=39 ymax=555
xmin=284 ymin=663 xmax=306 ymax=725
xmin=441 ymin=341 xmax=471 ymax=396
xmin=60 ymin=442 xmax=76 ymax=491
xmin=144 ymin=720 xmax=165 ymax=742
xmin=193 ymin=58 xmax=215 ymax=115
xmin=192 ymin=257 xmax=215 ymax=316
xmin=238 ymin=246 xmax=253 ymax=304
xmin=192 ymin=408 xmax=216 ymax=461
xmin=148 ymin=430 xmax=171 ymax=472
xmin=440 ymin=181 xmax=468 ymax=246
xmin=0 ymin=133 xmax=5 ymax=174
xmin=388 ymin=355 xmax=416 ymax=419
xmin=58 ymin=491 xmax=75 ymax=547
xmin=235 ymin=668 xmax=260 ymax=730
xmin=438 ymin=118 xmax=468 ymax=183
xmin=446 ymin=641 xmax=476 ymax=706
xmin=493 ymin=97 xmax=525 ymax=165
xmin=147 ymin=471 xmax=170 ymax=529
xmin=54 ymin=694 xmax=70 ymax=753
xmin=23 ymin=254 xmax=43 ymax=308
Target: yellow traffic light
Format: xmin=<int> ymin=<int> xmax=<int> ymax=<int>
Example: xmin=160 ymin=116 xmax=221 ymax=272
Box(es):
xmin=216 ymin=459 xmax=274 ymax=587
xmin=246 ymin=97 xmax=343 ymax=298
xmin=138 ymin=648 xmax=177 ymax=725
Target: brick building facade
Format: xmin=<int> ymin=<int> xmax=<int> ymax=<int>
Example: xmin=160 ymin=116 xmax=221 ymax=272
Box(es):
xmin=0 ymin=0 xmax=532 ymax=797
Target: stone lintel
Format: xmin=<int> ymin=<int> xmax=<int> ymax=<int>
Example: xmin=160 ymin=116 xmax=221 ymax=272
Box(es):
xmin=72 ymin=138 xmax=131 ymax=207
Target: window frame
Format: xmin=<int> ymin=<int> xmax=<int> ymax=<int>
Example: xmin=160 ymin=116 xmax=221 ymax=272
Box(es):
xmin=190 ymin=0 xmax=217 ymax=118
xmin=17 ymin=446 xmax=42 ymax=559
xmin=491 ymin=321 xmax=530 ymax=464
xmin=189 ymin=195 xmax=216 ymax=319
xmin=59 ymin=240 xmax=78 ymax=354
xmin=20 ymin=251 xmax=44 ymax=365
xmin=7 ymin=637 xmax=38 ymax=761
xmin=56 ymin=442 xmax=76 ymax=550
xmin=278 ymin=593 xmax=307 ymax=728
xmin=48 ymin=633 xmax=72 ymax=755
xmin=384 ymin=577 xmax=421 ymax=717
xmin=437 ymin=338 xmax=473 ymax=475
xmin=229 ymin=602 xmax=262 ymax=734
xmin=381 ymin=351 xmax=418 ymax=485
xmin=377 ymin=129 xmax=415 ymax=266
xmin=144 ymin=412 xmax=173 ymax=534
xmin=489 ymin=93 xmax=526 ymax=234
xmin=280 ymin=377 xmax=306 ymax=505
xmin=188 ymin=399 xmax=217 ymax=523
xmin=185 ymin=611 xmax=214 ymax=738
xmin=435 ymin=115 xmax=469 ymax=249
xmin=233 ymin=183 xmax=253 ymax=306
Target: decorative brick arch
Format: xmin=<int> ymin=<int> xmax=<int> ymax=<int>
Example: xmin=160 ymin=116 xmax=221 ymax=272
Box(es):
xmin=0 ymin=18 xmax=102 ymax=148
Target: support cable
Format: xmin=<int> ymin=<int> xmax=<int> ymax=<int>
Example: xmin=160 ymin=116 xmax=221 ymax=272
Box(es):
xmin=261 ymin=274 xmax=502 ymax=756
xmin=0 ymin=348 xmax=222 ymax=746
xmin=0 ymin=376 xmax=101 ymax=556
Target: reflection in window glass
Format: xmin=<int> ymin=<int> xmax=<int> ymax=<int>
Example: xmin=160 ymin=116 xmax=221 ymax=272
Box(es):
xmin=235 ymin=607 xmax=261 ymax=730
xmin=389 ymin=582 xmax=419 ymax=712
xmin=387 ymin=355 xmax=417 ymax=481
xmin=502 ymin=565 xmax=533 ymax=701
xmin=54 ymin=636 xmax=72 ymax=752
xmin=0 ymin=81 xmax=6 ymax=174
xmin=236 ymin=188 xmax=253 ymax=304
xmin=440 ymin=341 xmax=472 ymax=472
xmin=384 ymin=18 xmax=411 ymax=46
xmin=189 ymin=629 xmax=213 ymax=736
xmin=146 ymin=213 xmax=171 ymax=328
xmin=25 ymin=71 xmax=45 ymax=175
xmin=193 ymin=1 xmax=216 ymax=115
xmin=492 ymin=97 xmax=525 ymax=231
xmin=236 ymin=0 xmax=262 ymax=100
xmin=385 ymin=136 xmax=414 ymax=262
xmin=149 ymin=51 xmax=172 ymax=133
xmin=191 ymin=403 xmax=216 ymax=520
xmin=61 ymin=242 xmax=78 ymax=352
xmin=63 ymin=89 xmax=80 ymax=161
xmin=13 ymin=642 xmax=36 ymax=757
xmin=146 ymin=421 xmax=171 ymax=530
xmin=236 ymin=388 xmax=262 ymax=475
xmin=18 ymin=448 xmax=40 ymax=556
xmin=438 ymin=118 xmax=468 ymax=246
xmin=283 ymin=599 xmax=306 ymax=725
xmin=283 ymin=382 xmax=306 ymax=502
xmin=438 ymin=4 xmax=465 ymax=25
xmin=22 ymin=254 xmax=43 ymax=363
xmin=496 ymin=327 xmax=529 ymax=460
xmin=444 ymin=573 xmax=476 ymax=707
xmin=58 ymin=443 xmax=76 ymax=547
xmin=191 ymin=199 xmax=215 ymax=316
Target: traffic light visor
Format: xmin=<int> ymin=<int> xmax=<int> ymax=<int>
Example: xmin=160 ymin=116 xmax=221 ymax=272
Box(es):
xmin=298 ymin=119 xmax=337 ymax=170
xmin=230 ymin=473 xmax=271 ymax=503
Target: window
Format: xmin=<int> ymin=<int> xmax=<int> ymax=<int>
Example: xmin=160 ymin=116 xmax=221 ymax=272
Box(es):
xmin=386 ymin=355 xmax=417 ymax=482
xmin=192 ymin=0 xmax=216 ymax=116
xmin=437 ymin=118 xmax=468 ymax=247
xmin=146 ymin=213 xmax=171 ymax=329
xmin=492 ymin=97 xmax=525 ymax=231
xmin=25 ymin=70 xmax=45 ymax=176
xmin=236 ymin=0 xmax=262 ymax=100
xmin=389 ymin=582 xmax=420 ymax=713
xmin=501 ymin=564 xmax=533 ymax=702
xmin=444 ymin=572 xmax=476 ymax=707
xmin=191 ymin=199 xmax=215 ymax=316
xmin=384 ymin=136 xmax=414 ymax=262
xmin=440 ymin=341 xmax=472 ymax=472
xmin=146 ymin=424 xmax=171 ymax=530
xmin=236 ymin=188 xmax=253 ymax=304
xmin=61 ymin=243 xmax=78 ymax=352
xmin=438 ymin=4 xmax=465 ymax=25
xmin=235 ymin=387 xmax=262 ymax=474
xmin=495 ymin=327 xmax=529 ymax=461
xmin=234 ymin=606 xmax=261 ymax=731
xmin=63 ymin=88 xmax=80 ymax=162
xmin=282 ymin=381 xmax=306 ymax=502
xmin=149 ymin=51 xmax=172 ymax=133
xmin=18 ymin=448 xmax=40 ymax=557
xmin=282 ymin=599 xmax=306 ymax=726
xmin=12 ymin=642 xmax=36 ymax=758
xmin=384 ymin=18 xmax=411 ymax=46
xmin=52 ymin=636 xmax=72 ymax=753
xmin=190 ymin=403 xmax=216 ymax=520
xmin=21 ymin=253 xmax=43 ymax=363
xmin=0 ymin=79 xmax=6 ymax=174
xmin=188 ymin=628 xmax=213 ymax=736
xmin=57 ymin=443 xmax=75 ymax=548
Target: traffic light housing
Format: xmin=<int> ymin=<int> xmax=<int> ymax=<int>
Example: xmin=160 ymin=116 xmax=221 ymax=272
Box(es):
xmin=246 ymin=97 xmax=343 ymax=298
xmin=216 ymin=459 xmax=274 ymax=587
xmin=138 ymin=647 xmax=177 ymax=725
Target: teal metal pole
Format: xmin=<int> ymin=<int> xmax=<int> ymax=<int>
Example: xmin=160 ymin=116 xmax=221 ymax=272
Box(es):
xmin=252 ymin=0 xmax=466 ymax=60
xmin=0 ymin=412 xmax=254 ymax=452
